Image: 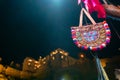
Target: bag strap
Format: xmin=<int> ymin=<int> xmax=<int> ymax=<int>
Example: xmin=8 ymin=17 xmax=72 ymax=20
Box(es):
xmin=79 ymin=8 xmax=96 ymax=27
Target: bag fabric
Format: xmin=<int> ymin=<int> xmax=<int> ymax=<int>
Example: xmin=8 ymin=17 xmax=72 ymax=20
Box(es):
xmin=71 ymin=8 xmax=111 ymax=51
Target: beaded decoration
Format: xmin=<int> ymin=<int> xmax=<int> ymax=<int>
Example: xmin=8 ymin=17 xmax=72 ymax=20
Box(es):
xmin=71 ymin=21 xmax=111 ymax=51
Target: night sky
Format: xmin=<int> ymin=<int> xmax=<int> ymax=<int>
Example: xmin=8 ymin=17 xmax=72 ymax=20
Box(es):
xmin=0 ymin=0 xmax=120 ymax=64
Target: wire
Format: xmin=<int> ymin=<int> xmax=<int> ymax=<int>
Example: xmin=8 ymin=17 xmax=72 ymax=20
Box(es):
xmin=109 ymin=19 xmax=120 ymax=40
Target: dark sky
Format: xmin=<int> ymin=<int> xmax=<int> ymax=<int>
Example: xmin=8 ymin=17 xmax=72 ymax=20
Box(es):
xmin=0 ymin=0 xmax=120 ymax=64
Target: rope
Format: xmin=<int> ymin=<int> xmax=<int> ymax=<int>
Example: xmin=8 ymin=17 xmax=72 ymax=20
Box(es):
xmin=103 ymin=0 xmax=108 ymax=4
xmin=100 ymin=62 xmax=109 ymax=80
xmin=103 ymin=0 xmax=111 ymax=4
xmin=90 ymin=52 xmax=109 ymax=80
xmin=112 ymin=25 xmax=120 ymax=39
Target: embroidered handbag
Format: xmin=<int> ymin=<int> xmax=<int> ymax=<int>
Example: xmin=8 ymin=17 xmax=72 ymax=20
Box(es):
xmin=71 ymin=8 xmax=111 ymax=51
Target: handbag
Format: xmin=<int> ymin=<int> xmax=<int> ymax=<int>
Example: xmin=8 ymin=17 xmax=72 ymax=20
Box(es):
xmin=71 ymin=8 xmax=111 ymax=51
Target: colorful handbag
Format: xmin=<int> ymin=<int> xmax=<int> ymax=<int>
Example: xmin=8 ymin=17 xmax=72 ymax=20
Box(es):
xmin=71 ymin=8 xmax=111 ymax=51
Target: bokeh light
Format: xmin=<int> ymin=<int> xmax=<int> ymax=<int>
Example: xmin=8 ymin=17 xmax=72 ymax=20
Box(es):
xmin=79 ymin=54 xmax=85 ymax=58
xmin=61 ymin=73 xmax=71 ymax=80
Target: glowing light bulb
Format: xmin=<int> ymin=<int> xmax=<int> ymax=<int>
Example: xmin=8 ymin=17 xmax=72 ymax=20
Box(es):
xmin=80 ymin=54 xmax=84 ymax=58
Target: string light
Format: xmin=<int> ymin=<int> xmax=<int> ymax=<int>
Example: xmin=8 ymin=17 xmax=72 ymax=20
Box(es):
xmin=61 ymin=55 xmax=64 ymax=59
xmin=79 ymin=54 xmax=85 ymax=58
xmin=52 ymin=57 xmax=55 ymax=60
xmin=28 ymin=59 xmax=32 ymax=62
xmin=27 ymin=63 xmax=31 ymax=66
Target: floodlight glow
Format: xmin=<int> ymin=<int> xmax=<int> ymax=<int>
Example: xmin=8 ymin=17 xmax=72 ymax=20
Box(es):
xmin=53 ymin=0 xmax=61 ymax=3
xmin=61 ymin=78 xmax=65 ymax=80
xmin=52 ymin=0 xmax=62 ymax=6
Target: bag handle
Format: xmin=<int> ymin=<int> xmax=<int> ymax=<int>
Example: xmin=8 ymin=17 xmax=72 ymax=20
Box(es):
xmin=79 ymin=8 xmax=96 ymax=27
